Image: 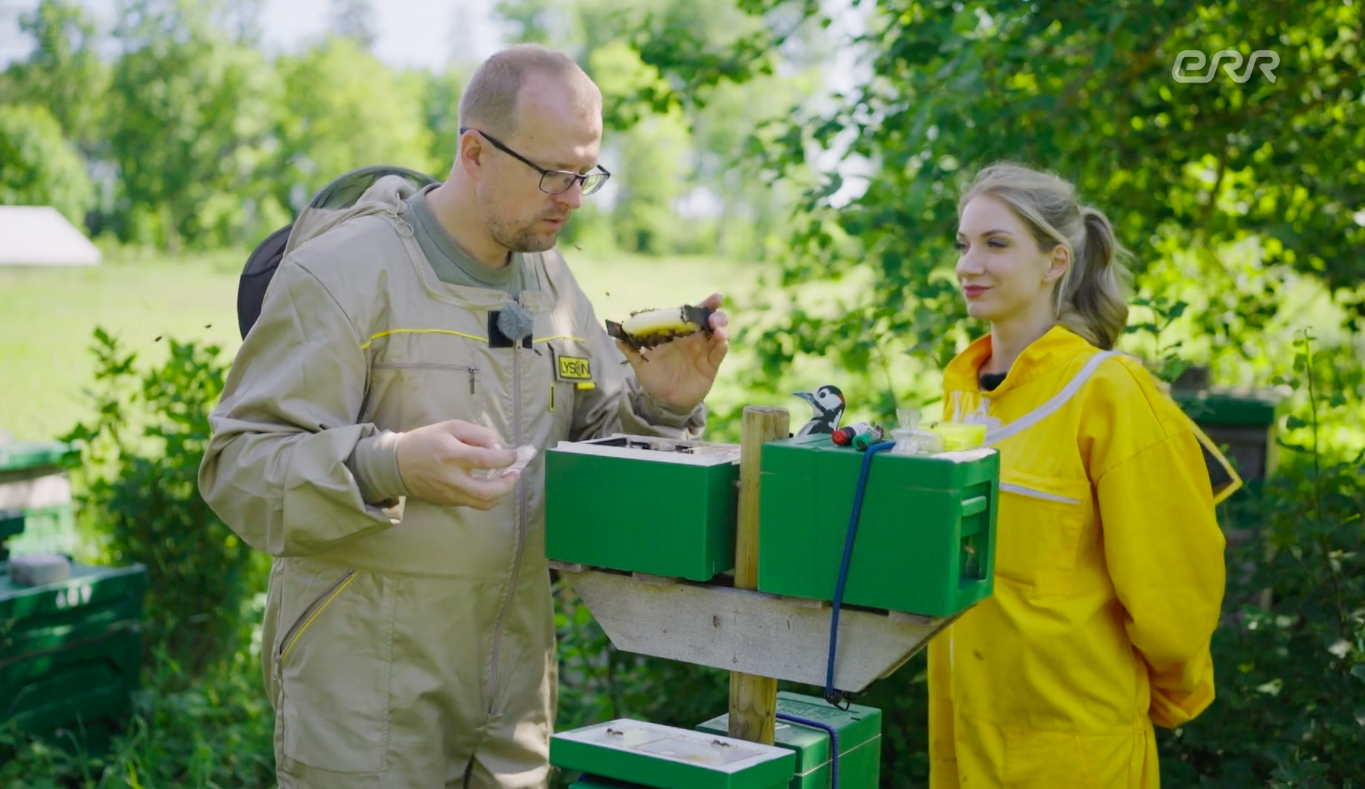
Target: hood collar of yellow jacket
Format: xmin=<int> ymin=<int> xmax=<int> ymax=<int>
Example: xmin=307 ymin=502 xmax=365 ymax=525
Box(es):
xmin=944 ymin=324 xmax=1096 ymax=395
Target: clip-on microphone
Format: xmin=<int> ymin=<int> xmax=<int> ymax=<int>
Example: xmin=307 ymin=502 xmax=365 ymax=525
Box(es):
xmin=489 ymin=302 xmax=534 ymax=348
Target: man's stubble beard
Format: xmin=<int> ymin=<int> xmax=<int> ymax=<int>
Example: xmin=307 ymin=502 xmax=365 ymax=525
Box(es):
xmin=487 ymin=212 xmax=560 ymax=254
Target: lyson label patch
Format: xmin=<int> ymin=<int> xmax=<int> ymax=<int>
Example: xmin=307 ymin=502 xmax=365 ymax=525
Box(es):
xmin=557 ymin=355 xmax=592 ymax=381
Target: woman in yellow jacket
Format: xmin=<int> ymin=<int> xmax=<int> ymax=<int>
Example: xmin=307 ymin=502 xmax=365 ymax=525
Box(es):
xmin=929 ymin=162 xmax=1241 ymax=788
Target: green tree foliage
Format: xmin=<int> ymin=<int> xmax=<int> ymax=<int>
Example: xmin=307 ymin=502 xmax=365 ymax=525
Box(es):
xmin=0 ymin=104 xmax=95 ymax=225
xmin=636 ymin=0 xmax=1365 ymax=416
xmin=271 ymin=36 xmax=439 ymax=211
xmin=0 ymin=0 xmax=812 ymax=259
xmin=106 ymin=0 xmax=281 ymax=250
xmin=422 ymin=64 xmax=472 ymax=179
xmin=585 ymin=41 xmax=691 ymax=254
xmin=496 ymin=0 xmax=564 ymax=46
xmin=0 ymin=0 xmax=110 ymax=154
xmin=491 ymin=0 xmax=825 ymax=259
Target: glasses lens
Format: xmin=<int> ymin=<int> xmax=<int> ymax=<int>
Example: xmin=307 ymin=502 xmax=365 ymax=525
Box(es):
xmin=541 ymin=172 xmax=577 ymax=194
xmin=581 ymin=172 xmax=608 ymax=195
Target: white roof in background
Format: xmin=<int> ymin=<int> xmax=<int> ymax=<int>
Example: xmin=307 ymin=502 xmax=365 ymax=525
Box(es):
xmin=0 ymin=206 xmax=102 ymax=266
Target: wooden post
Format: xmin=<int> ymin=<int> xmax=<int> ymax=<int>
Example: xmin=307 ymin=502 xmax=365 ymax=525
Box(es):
xmin=728 ymin=405 xmax=789 ymax=745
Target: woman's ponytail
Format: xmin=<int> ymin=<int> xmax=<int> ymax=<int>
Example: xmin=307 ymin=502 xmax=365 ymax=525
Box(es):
xmin=1056 ymin=206 xmax=1132 ymax=350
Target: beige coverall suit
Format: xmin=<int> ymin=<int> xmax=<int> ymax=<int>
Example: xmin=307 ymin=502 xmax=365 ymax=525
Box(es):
xmin=198 ymin=176 xmax=705 ymax=789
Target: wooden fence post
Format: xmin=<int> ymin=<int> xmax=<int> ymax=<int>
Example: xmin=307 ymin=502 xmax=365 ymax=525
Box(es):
xmin=728 ymin=406 xmax=789 ymax=745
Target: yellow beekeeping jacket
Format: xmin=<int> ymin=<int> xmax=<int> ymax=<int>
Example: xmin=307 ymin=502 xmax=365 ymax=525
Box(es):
xmin=929 ymin=325 xmax=1240 ymax=789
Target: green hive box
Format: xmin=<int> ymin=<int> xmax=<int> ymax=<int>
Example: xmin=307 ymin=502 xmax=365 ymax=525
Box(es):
xmin=0 ymin=440 xmax=81 ymax=558
xmin=551 ymin=719 xmax=795 ymax=789
xmin=0 ymin=509 xmax=24 ymax=561
xmin=756 ymin=435 xmax=999 ymax=618
xmin=695 ymin=693 xmax=881 ymax=789
xmin=545 ymin=435 xmax=743 ymax=581
xmin=0 ymin=440 xmax=79 ymax=481
xmin=0 ymin=561 xmax=148 ymax=739
xmin=0 ymin=511 xmax=23 ymax=541
xmin=1172 ymin=387 xmax=1288 ymax=481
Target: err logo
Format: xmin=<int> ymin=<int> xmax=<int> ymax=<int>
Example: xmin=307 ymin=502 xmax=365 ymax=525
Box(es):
xmin=1172 ymin=49 xmax=1279 ymax=84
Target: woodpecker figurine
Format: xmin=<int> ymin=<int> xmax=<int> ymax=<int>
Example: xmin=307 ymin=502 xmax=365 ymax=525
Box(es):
xmin=794 ymin=385 xmax=846 ymax=436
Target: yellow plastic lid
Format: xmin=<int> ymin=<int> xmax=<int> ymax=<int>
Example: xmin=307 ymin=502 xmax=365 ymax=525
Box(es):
xmin=929 ymin=422 xmax=986 ymax=450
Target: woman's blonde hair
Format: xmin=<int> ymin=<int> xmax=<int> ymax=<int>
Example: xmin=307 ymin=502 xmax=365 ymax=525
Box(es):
xmin=959 ymin=162 xmax=1133 ymax=350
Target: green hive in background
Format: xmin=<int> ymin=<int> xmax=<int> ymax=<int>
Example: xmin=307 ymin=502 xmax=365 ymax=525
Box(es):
xmin=695 ymin=693 xmax=882 ymax=789
xmin=0 ymin=437 xmax=148 ymax=750
xmin=0 ymin=509 xmax=24 ymax=562
xmin=1171 ymin=386 xmax=1288 ymax=481
xmin=756 ymin=434 xmax=999 ymax=618
xmin=551 ymin=719 xmax=795 ymax=789
xmin=0 ymin=439 xmax=81 ymax=557
xmin=0 ymin=560 xmax=148 ymax=746
xmin=0 ymin=441 xmax=80 ymax=473
xmin=545 ymin=435 xmax=743 ymax=581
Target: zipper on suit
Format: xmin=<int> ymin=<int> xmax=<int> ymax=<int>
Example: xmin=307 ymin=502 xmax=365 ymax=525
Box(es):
xmin=369 ymin=362 xmax=479 ymax=394
xmin=488 ymin=294 xmax=529 ymax=715
xmin=999 ymin=483 xmax=1082 ymax=505
xmin=276 ymin=569 xmax=358 ymax=667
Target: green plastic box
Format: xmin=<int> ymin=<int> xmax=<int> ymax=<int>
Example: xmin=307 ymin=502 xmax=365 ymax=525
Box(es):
xmin=756 ymin=435 xmax=999 ymax=618
xmin=695 ymin=693 xmax=882 ymax=789
xmin=0 ymin=561 xmax=148 ymax=737
xmin=545 ymin=435 xmax=743 ymax=581
xmin=551 ymin=719 xmax=795 ymax=789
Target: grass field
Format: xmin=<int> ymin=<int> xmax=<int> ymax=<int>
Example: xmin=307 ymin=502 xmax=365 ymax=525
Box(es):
xmin=0 ymin=246 xmax=769 ymax=443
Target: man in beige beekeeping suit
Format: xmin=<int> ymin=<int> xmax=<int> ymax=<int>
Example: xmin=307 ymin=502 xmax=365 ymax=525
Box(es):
xmin=199 ymin=43 xmax=730 ymax=789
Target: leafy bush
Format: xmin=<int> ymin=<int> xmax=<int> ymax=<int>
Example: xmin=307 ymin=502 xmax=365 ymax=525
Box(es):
xmin=1157 ymin=332 xmax=1365 ymax=789
xmin=0 ymin=643 xmax=277 ymax=789
xmin=60 ymin=328 xmax=266 ymax=679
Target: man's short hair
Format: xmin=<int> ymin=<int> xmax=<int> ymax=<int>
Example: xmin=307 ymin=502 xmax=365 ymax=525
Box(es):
xmin=458 ymin=43 xmax=599 ymax=139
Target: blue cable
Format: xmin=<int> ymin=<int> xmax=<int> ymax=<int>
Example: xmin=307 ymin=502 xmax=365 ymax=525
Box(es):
xmin=825 ymin=440 xmax=897 ymax=710
xmin=775 ymin=712 xmax=841 ymax=789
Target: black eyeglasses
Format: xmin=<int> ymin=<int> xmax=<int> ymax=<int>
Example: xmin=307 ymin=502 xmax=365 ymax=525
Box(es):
xmin=461 ymin=127 xmax=611 ymax=196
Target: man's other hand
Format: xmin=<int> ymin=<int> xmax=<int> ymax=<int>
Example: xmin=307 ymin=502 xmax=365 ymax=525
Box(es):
xmin=395 ymin=421 xmax=520 ymax=509
xmin=617 ymin=292 xmax=730 ymax=412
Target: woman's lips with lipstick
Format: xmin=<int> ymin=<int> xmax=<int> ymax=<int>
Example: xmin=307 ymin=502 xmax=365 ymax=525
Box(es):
xmin=963 ymin=284 xmax=990 ymax=299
